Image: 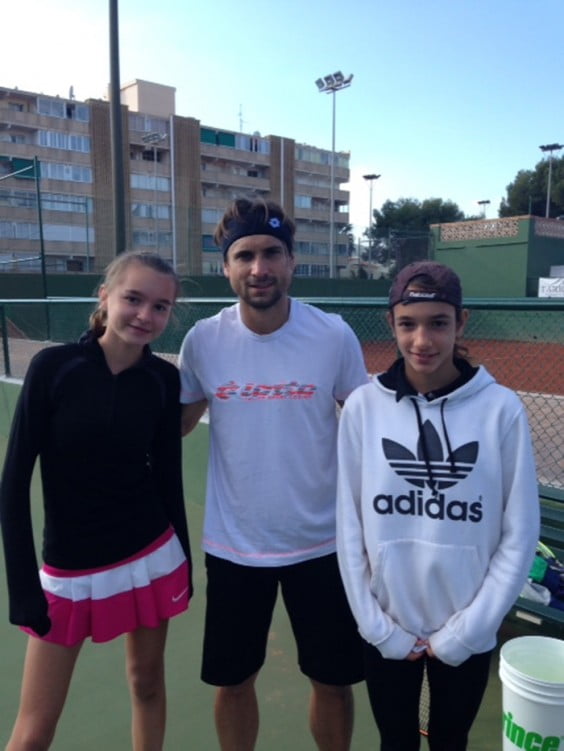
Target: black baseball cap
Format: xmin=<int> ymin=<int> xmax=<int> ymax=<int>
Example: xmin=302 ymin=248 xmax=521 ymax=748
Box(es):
xmin=388 ymin=261 xmax=462 ymax=309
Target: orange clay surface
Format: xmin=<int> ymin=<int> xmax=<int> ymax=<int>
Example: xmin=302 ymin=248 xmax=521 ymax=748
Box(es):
xmin=362 ymin=340 xmax=564 ymax=396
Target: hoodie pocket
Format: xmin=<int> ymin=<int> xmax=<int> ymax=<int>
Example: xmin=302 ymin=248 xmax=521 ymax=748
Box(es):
xmin=369 ymin=539 xmax=482 ymax=635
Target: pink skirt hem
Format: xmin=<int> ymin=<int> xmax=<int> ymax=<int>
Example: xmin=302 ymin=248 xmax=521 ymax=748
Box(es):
xmin=23 ymin=529 xmax=190 ymax=646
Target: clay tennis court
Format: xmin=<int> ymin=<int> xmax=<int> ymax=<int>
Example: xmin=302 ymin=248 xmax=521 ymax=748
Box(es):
xmin=362 ymin=339 xmax=564 ymax=395
xmin=6 ymin=335 xmax=563 ymax=394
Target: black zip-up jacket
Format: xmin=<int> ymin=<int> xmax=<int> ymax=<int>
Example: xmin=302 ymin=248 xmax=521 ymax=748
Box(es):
xmin=0 ymin=333 xmax=192 ymax=635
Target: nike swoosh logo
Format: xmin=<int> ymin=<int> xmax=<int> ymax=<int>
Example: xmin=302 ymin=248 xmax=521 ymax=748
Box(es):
xmin=172 ymin=587 xmax=189 ymax=603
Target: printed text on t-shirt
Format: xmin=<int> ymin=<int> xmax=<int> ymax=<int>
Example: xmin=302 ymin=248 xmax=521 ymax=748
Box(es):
xmin=216 ymin=381 xmax=317 ymax=400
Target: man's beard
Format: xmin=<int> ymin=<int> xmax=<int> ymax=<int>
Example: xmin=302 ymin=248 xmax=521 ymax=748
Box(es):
xmin=243 ymin=284 xmax=283 ymax=310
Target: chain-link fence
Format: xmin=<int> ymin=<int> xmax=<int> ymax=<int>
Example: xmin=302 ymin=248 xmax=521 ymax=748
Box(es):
xmin=1 ymin=297 xmax=562 ymax=488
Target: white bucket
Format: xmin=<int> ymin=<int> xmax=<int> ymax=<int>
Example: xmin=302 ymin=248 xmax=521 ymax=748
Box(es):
xmin=499 ymin=636 xmax=564 ymax=751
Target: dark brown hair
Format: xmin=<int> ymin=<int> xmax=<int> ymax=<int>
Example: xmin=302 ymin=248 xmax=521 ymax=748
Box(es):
xmin=214 ymin=197 xmax=296 ymax=257
xmin=391 ymin=273 xmax=471 ymax=362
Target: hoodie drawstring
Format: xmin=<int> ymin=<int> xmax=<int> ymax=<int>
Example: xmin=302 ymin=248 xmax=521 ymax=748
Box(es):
xmin=440 ymin=399 xmax=456 ymax=472
xmin=409 ymin=397 xmax=457 ymax=496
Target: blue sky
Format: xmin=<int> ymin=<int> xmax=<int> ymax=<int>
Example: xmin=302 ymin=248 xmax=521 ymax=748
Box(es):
xmin=5 ymin=0 xmax=564 ymax=237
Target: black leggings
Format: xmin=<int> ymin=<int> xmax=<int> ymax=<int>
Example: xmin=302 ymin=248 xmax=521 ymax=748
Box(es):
xmin=363 ymin=642 xmax=492 ymax=751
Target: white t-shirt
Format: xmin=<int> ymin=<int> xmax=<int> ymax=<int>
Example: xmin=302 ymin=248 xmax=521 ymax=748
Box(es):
xmin=179 ymin=299 xmax=368 ymax=566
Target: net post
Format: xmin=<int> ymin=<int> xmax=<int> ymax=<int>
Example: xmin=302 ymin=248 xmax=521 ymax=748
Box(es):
xmin=0 ymin=304 xmax=12 ymax=377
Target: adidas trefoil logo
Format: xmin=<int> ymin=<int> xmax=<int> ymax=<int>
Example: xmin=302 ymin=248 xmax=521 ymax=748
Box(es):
xmin=374 ymin=421 xmax=482 ymax=522
xmin=383 ymin=420 xmax=478 ymax=491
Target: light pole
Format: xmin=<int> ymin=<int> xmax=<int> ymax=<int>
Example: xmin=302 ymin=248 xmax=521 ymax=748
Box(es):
xmin=363 ymin=174 xmax=380 ymax=257
xmin=539 ymin=143 xmax=564 ymax=218
xmin=142 ymin=132 xmax=167 ymax=250
xmin=315 ymin=71 xmax=353 ymax=279
xmin=109 ymin=0 xmax=126 ymax=255
xmin=477 ymin=199 xmax=490 ymax=219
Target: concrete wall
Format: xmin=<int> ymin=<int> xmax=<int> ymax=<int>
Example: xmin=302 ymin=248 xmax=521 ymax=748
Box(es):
xmin=431 ymin=216 xmax=564 ymax=297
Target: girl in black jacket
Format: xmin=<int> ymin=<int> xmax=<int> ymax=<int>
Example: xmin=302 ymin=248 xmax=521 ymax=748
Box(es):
xmin=0 ymin=251 xmax=192 ymax=750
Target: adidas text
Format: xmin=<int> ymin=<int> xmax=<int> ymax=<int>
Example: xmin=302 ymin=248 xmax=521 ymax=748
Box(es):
xmin=372 ymin=490 xmax=483 ymax=522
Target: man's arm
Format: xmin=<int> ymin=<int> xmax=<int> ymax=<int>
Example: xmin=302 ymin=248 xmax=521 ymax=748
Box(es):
xmin=181 ymin=400 xmax=208 ymax=436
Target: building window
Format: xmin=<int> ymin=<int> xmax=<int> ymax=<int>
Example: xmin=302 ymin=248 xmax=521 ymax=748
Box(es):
xmin=66 ymin=103 xmax=89 ymax=122
xmin=311 ymin=264 xmax=329 ymax=277
xmin=311 ymin=242 xmax=329 ymax=256
xmin=202 ymin=234 xmax=218 ymax=251
xmin=0 ymin=221 xmax=92 ymax=243
xmin=36 ymin=98 xmax=89 ymax=122
xmin=43 ymin=224 xmax=91 ymax=242
xmin=0 ymin=191 xmax=91 ymax=213
xmin=295 ymin=145 xmax=349 ymax=170
xmin=0 ymin=189 xmax=35 ymax=208
xmin=294 ymin=264 xmax=310 ymax=277
xmin=233 ymin=134 xmax=271 ymax=154
xmin=131 ymin=202 xmax=170 ymax=219
xmin=42 ymin=193 xmax=92 ymax=213
xmin=40 ymin=162 xmax=93 ymax=183
xmin=0 ymin=133 xmax=27 ymax=145
xmin=37 ymin=98 xmax=65 ymax=118
xmin=293 ymin=263 xmax=329 ymax=278
xmin=38 ymin=130 xmax=91 ymax=153
xmin=296 ymin=174 xmax=331 ymax=189
xmin=202 ymin=208 xmax=222 ymax=225
xmin=202 ymin=260 xmax=224 ymax=275
xmin=142 ymin=149 xmax=165 ymax=163
xmin=128 ymin=114 xmax=168 ymax=134
xmin=295 ymin=195 xmax=313 ymax=209
xmin=131 ymin=174 xmax=170 ymax=192
xmin=132 ymin=230 xmax=172 ymax=248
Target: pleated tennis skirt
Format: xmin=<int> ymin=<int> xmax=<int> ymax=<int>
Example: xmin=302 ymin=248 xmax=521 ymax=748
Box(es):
xmin=23 ymin=527 xmax=190 ymax=646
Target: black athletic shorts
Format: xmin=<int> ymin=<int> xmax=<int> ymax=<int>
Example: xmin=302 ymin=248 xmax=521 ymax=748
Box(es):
xmin=201 ymin=552 xmax=364 ymax=687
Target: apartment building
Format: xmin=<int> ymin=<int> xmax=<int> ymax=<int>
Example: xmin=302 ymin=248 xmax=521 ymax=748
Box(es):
xmin=0 ymin=80 xmax=351 ymax=277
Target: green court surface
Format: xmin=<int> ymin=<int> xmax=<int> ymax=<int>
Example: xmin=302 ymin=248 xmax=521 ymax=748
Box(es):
xmin=0 ymin=379 xmax=521 ymax=749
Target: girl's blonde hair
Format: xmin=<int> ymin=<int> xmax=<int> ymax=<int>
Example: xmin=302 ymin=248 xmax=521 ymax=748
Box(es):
xmin=89 ymin=251 xmax=180 ymax=337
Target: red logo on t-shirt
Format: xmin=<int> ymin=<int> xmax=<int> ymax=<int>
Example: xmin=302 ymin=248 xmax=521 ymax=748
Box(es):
xmin=215 ymin=381 xmax=317 ymax=401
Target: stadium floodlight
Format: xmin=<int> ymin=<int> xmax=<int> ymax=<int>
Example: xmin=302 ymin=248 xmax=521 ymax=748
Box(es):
xmin=316 ymin=71 xmax=354 ymax=94
xmin=314 ymin=71 xmax=354 ymax=278
xmin=477 ymin=199 xmax=491 ymax=218
xmin=539 ymin=143 xmax=564 ymax=218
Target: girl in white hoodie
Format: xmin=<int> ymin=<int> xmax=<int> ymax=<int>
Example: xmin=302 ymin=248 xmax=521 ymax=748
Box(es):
xmin=336 ymin=261 xmax=539 ymax=751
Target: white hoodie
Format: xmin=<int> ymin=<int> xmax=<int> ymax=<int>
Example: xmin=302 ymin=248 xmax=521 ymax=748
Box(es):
xmin=336 ymin=366 xmax=539 ymax=667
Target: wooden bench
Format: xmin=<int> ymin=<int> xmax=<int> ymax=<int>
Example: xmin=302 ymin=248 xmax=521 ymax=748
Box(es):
xmin=508 ymin=485 xmax=564 ymax=632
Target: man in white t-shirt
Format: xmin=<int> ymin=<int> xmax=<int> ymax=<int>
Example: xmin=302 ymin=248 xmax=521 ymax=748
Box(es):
xmin=179 ymin=198 xmax=368 ymax=751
